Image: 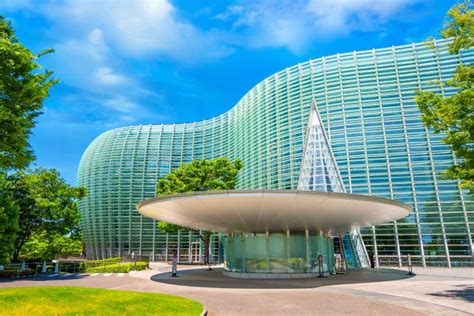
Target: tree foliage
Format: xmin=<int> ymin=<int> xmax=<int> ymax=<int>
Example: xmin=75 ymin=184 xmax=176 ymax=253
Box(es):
xmin=0 ymin=16 xmax=57 ymax=170
xmin=6 ymin=168 xmax=86 ymax=261
xmin=441 ymin=0 xmax=474 ymax=54
xmin=416 ymin=0 xmax=474 ymax=193
xmin=0 ymin=18 xmax=83 ymax=262
xmin=156 ymin=158 xmax=243 ymax=196
xmin=0 ymin=173 xmax=19 ymax=263
xmin=19 ymin=232 xmax=83 ymax=261
xmin=156 ymin=158 xmax=243 ymax=263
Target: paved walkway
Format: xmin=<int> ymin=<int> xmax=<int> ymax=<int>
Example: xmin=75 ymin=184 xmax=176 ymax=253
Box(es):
xmin=1 ymin=264 xmax=472 ymax=315
xmin=42 ymin=273 xmax=126 ymax=278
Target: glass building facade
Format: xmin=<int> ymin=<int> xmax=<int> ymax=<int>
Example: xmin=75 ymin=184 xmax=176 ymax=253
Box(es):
xmin=78 ymin=39 xmax=473 ymax=267
xmin=224 ymin=233 xmax=334 ymax=275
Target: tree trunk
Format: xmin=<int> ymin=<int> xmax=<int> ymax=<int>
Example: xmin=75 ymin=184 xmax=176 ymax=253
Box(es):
xmin=198 ymin=232 xmax=211 ymax=265
xmin=12 ymin=237 xmax=27 ymax=262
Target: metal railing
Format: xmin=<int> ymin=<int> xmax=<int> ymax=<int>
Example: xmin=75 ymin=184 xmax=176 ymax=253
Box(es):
xmin=0 ymin=258 xmax=150 ymax=278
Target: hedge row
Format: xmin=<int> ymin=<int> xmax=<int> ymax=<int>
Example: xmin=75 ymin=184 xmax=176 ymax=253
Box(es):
xmin=85 ymin=262 xmax=148 ymax=273
xmin=0 ymin=258 xmax=149 ymax=277
xmin=80 ymin=257 xmax=123 ymax=269
xmin=0 ymin=269 xmax=36 ymax=278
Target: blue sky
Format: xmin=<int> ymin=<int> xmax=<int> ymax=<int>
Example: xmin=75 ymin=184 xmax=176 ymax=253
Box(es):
xmin=2 ymin=0 xmax=459 ymax=184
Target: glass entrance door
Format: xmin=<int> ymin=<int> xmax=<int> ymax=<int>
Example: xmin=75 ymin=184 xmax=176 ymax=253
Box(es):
xmin=191 ymin=241 xmax=201 ymax=263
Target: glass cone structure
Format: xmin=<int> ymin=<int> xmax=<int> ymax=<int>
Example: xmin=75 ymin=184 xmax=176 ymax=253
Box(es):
xmin=298 ymin=103 xmax=370 ymax=268
xmin=298 ymin=101 xmax=346 ymax=193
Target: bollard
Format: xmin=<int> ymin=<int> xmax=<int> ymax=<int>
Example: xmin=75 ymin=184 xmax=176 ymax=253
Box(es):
xmin=131 ymin=252 xmax=136 ymax=271
xmin=42 ymin=261 xmax=47 ymax=273
xmin=171 ymin=253 xmax=178 ymax=277
xmin=407 ymin=254 xmax=413 ymax=275
xmin=207 ymin=251 xmax=213 ymax=271
xmin=53 ymin=260 xmax=59 ymax=273
xmin=318 ymin=254 xmax=326 ymax=278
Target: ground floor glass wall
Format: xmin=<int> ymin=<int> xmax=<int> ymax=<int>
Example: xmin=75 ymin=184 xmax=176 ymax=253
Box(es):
xmin=224 ymin=232 xmax=334 ymax=274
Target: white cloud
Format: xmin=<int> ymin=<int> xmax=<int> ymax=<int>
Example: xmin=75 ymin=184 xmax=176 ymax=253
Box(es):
xmin=87 ymin=28 xmax=106 ymax=50
xmin=305 ymin=0 xmax=417 ymax=33
xmin=4 ymin=0 xmax=423 ymax=121
xmin=92 ymin=67 xmax=129 ymax=86
xmin=215 ymin=5 xmax=258 ymax=28
xmin=51 ymin=27 xmax=155 ymax=116
xmin=3 ymin=0 xmax=233 ymax=62
xmin=215 ymin=0 xmax=420 ymax=53
xmin=40 ymin=0 xmax=232 ymax=62
xmin=55 ymin=28 xmax=107 ymax=67
xmin=103 ymin=97 xmax=139 ymax=113
xmin=33 ymin=27 xmax=168 ymax=133
xmin=53 ymin=28 xmax=132 ymax=92
xmin=4 ymin=0 xmax=425 ymax=59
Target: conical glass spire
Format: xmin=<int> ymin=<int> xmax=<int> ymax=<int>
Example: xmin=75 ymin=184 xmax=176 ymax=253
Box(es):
xmin=298 ymin=101 xmax=370 ymax=268
xmin=298 ymin=101 xmax=345 ymax=192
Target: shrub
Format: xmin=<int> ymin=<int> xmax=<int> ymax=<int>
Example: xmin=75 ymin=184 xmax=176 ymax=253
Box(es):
xmin=85 ymin=262 xmax=148 ymax=273
xmin=80 ymin=257 xmax=122 ymax=270
xmin=132 ymin=262 xmax=148 ymax=271
xmin=0 ymin=268 xmax=35 ymax=278
xmin=86 ymin=263 xmax=131 ymax=273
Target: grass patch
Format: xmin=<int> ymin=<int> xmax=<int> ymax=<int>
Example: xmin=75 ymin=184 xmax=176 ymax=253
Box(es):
xmin=0 ymin=286 xmax=203 ymax=315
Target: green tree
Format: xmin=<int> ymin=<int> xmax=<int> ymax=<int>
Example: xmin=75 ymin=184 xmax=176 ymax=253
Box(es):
xmin=440 ymin=0 xmax=474 ymax=54
xmin=0 ymin=17 xmax=57 ymax=170
xmin=156 ymin=158 xmax=243 ymax=265
xmin=19 ymin=232 xmax=83 ymax=261
xmin=416 ymin=0 xmax=474 ymax=193
xmin=7 ymin=168 xmax=86 ymax=261
xmin=0 ymin=173 xmax=19 ymax=263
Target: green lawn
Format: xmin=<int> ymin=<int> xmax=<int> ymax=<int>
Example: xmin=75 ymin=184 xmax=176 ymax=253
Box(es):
xmin=0 ymin=286 xmax=203 ymax=315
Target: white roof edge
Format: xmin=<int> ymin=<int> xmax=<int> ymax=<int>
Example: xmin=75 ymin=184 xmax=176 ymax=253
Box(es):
xmin=136 ymin=189 xmax=411 ymax=213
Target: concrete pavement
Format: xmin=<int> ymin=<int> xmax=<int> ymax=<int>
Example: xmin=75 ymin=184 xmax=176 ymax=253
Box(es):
xmin=1 ymin=264 xmax=472 ymax=315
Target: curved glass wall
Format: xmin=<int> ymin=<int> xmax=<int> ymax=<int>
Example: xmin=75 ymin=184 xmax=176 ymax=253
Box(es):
xmin=78 ymin=39 xmax=474 ymax=267
xmin=224 ymin=233 xmax=335 ymax=274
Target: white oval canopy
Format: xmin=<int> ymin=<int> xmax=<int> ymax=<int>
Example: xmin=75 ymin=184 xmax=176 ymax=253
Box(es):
xmin=137 ymin=190 xmax=410 ymax=234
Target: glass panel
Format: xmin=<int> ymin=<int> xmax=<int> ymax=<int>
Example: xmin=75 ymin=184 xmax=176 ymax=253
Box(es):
xmin=225 ymin=235 xmax=245 ymax=272
xmin=268 ymin=234 xmax=287 ymax=273
xmin=245 ymin=235 xmax=268 ymax=273
xmin=289 ymin=235 xmax=307 ymax=273
xmin=309 ymin=235 xmax=330 ymax=272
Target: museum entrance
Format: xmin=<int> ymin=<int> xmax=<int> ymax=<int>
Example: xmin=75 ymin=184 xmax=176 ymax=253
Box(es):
xmin=191 ymin=241 xmax=201 ymax=263
xmin=224 ymin=232 xmax=335 ymax=275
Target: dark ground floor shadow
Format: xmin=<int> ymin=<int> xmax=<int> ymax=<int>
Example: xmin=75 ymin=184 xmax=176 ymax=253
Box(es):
xmin=0 ymin=274 xmax=92 ymax=283
xmin=428 ymin=284 xmax=474 ymax=303
xmin=150 ymin=267 xmax=415 ymax=289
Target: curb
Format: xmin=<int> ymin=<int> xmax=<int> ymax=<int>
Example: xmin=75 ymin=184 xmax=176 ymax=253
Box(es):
xmin=0 ymin=274 xmax=38 ymax=280
xmin=200 ymin=306 xmax=208 ymax=316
